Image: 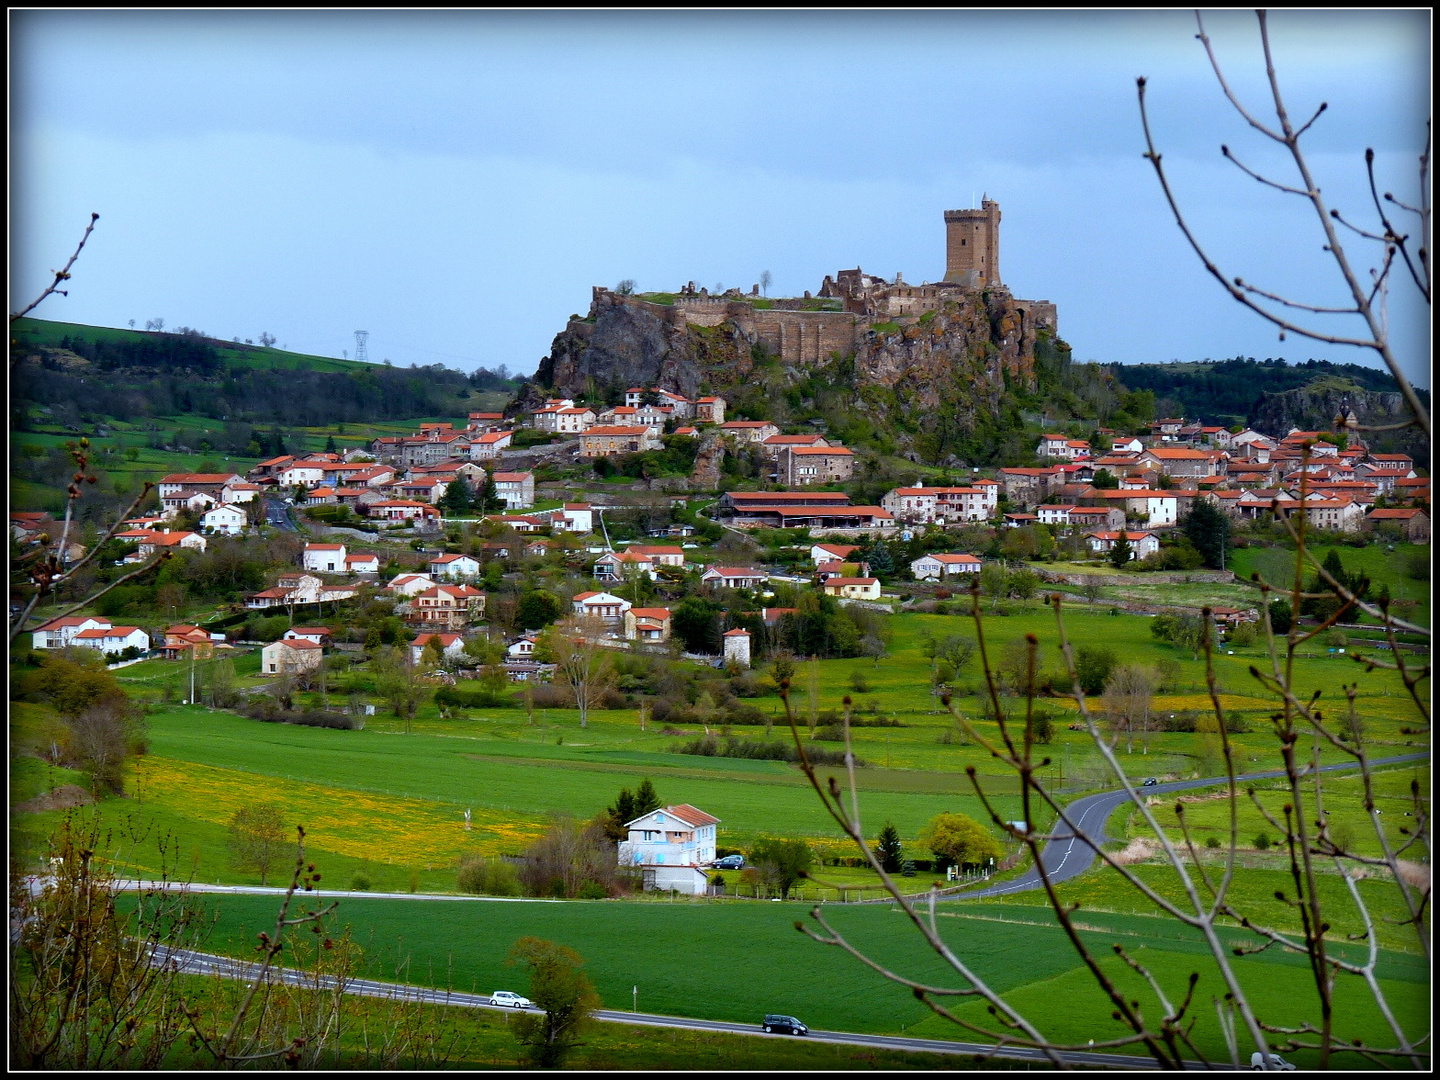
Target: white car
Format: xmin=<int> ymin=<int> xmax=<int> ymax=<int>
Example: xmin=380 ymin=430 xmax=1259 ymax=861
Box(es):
xmin=489 ymin=991 xmax=532 ymax=1009
xmin=1250 ymin=1051 xmax=1296 ymax=1071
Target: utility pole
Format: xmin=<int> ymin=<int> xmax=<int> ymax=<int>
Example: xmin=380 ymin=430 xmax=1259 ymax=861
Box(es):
xmin=189 ymin=643 xmax=197 ymax=705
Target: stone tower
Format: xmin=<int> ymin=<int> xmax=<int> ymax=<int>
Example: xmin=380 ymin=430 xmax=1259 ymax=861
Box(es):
xmin=722 ymin=628 xmax=751 ymax=670
xmin=943 ymin=198 xmax=1001 ymax=287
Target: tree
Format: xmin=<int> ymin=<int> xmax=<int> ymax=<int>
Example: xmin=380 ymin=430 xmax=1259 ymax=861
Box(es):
xmin=1181 ymin=500 xmax=1230 ymax=570
xmin=475 ymin=468 xmax=504 ymax=515
xmin=1073 ymin=645 xmax=1117 ymax=696
xmin=672 ymin=595 xmax=722 ymax=654
xmin=421 ymin=635 xmax=446 ymax=669
xmin=866 ymin=538 xmax=894 ymax=581
xmin=67 ymin=697 xmax=139 ymax=795
xmin=1091 ymin=469 xmax=1120 ymax=490
xmin=922 ymin=811 xmax=1004 ymax=870
xmin=227 ymin=803 xmax=287 ymax=885
xmin=324 ymin=434 xmax=337 ymax=454
xmin=632 ymin=778 xmax=661 ymax=817
xmin=259 ymin=331 xmax=276 ymax=348
xmin=1108 ymin=530 xmax=1133 ymax=568
xmin=371 ymin=644 xmax=425 ymax=733
xmin=549 ymin=616 xmax=615 ymax=728
xmin=1007 ymin=568 xmax=1039 ymax=603
xmin=760 ymin=269 xmax=772 ymax=296
xmin=613 ymin=279 xmax=635 ymax=296
xmin=1268 ymin=598 xmax=1293 ymax=636
xmin=979 ymin=563 xmax=1007 ymax=610
xmin=440 ymin=474 xmax=473 ymax=516
xmin=748 ymin=837 xmax=813 ymax=898
xmin=1102 ymin=664 xmax=1156 ymax=754
xmin=876 ymin=821 xmax=903 ymax=874
xmin=506 ymin=937 xmax=601 ymax=1068
xmin=516 ymin=589 xmax=563 ymax=631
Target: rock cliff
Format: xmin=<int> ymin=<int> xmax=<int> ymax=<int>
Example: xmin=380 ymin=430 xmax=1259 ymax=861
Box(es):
xmin=1252 ymin=377 xmax=1428 ymax=458
xmin=529 ymin=288 xmax=1041 ymax=433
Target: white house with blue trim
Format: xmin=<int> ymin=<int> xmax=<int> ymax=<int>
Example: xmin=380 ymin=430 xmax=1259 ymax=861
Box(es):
xmin=617 ymin=804 xmax=719 ymax=895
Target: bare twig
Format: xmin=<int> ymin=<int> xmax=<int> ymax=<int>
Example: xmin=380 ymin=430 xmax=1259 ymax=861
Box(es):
xmin=10 ymin=213 xmax=99 ymax=328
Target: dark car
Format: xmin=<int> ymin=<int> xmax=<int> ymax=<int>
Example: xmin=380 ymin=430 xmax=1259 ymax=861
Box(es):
xmin=1141 ymin=777 xmax=1158 ymax=787
xmin=763 ymin=1014 xmax=808 ymax=1036
xmin=713 ymin=855 xmax=745 ymax=870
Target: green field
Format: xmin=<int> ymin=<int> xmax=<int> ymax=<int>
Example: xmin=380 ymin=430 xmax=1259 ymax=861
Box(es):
xmin=1230 ymin=543 xmax=1431 ymax=627
xmin=153 ymin=891 xmax=1427 ymax=1067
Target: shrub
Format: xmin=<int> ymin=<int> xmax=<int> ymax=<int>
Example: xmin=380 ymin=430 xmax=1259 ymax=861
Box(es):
xmin=1204 ymin=835 xmax=1222 ymax=849
xmin=457 ymin=855 xmax=521 ymax=896
xmin=1254 ymin=833 xmax=1271 ymax=851
xmin=349 ymin=873 xmax=373 ymax=892
xmin=675 ymin=734 xmax=860 ymax=766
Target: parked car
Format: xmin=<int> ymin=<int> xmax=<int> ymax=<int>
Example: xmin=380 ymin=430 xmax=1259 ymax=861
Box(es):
xmin=1250 ymin=1051 xmax=1296 ymax=1070
xmin=762 ymin=1014 xmax=808 ymax=1036
xmin=1141 ymin=777 xmax=1158 ymax=787
xmin=489 ymin=991 xmax=532 ymax=1009
xmin=713 ymin=855 xmax=745 ymax=870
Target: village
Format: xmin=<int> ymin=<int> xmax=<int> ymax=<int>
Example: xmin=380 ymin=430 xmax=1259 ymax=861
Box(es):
xmin=17 ymin=392 xmax=1428 ymax=712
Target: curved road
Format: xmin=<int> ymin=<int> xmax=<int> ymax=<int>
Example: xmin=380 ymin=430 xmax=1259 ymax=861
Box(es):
xmin=957 ymin=751 xmax=1430 ymax=902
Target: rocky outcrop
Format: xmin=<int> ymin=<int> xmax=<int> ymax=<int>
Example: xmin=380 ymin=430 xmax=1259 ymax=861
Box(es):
xmin=534 ymin=291 xmax=748 ymax=405
xmin=1252 ymin=377 xmax=1428 ymax=457
xmin=529 ymin=288 xmax=1040 ymax=430
xmin=686 ymin=429 xmax=726 ymax=491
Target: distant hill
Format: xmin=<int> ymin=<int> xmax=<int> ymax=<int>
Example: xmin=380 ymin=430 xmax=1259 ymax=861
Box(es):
xmin=10 ymin=317 xmax=519 ymax=433
xmin=1103 ymin=357 xmax=1427 ymax=428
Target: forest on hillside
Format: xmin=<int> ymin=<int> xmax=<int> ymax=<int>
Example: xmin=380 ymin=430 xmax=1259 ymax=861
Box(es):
xmin=1104 ymin=357 xmax=1428 ymax=426
xmin=10 ymin=320 xmax=521 ymax=430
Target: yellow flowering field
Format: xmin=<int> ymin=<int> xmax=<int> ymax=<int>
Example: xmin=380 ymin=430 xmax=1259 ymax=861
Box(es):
xmin=131 ymin=757 xmax=546 ymax=866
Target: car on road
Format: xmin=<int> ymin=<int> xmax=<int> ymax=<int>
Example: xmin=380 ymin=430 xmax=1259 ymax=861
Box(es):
xmin=1250 ymin=1051 xmax=1296 ymax=1070
xmin=1141 ymin=777 xmax=1158 ymax=787
xmin=762 ymin=1014 xmax=808 ymax=1036
xmin=712 ymin=855 xmax=745 ymax=870
xmin=489 ymin=991 xmax=532 ymax=1009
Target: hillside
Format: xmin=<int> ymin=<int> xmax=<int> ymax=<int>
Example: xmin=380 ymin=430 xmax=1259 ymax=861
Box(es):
xmin=1106 ymin=357 xmax=1429 ymax=428
xmin=9 ymin=317 xmax=518 ymax=434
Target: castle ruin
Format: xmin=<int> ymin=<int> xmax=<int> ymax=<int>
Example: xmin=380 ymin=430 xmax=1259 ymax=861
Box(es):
xmin=585 ymin=201 xmax=1056 ymax=368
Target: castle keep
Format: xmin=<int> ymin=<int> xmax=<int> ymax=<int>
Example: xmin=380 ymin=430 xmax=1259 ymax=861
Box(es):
xmin=943 ymin=197 xmax=1001 ymax=287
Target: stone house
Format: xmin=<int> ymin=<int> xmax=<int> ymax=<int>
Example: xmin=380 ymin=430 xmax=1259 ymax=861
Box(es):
xmin=779 ymin=445 xmax=854 ymax=486
xmin=578 ymin=425 xmax=661 ymax=457
xmin=1367 ymin=507 xmax=1430 ymax=543
xmin=493 ymin=471 xmax=535 ymax=509
xmin=623 ymin=607 xmax=672 ymax=643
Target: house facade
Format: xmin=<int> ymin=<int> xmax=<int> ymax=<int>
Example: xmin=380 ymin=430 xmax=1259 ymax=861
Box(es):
xmin=303 ymin=543 xmax=347 ymax=573
xmin=910 ymin=553 xmax=982 ymax=580
xmin=616 ymin=804 xmax=720 ymax=895
xmin=260 ymin=638 xmax=324 ymax=676
xmin=492 ymin=471 xmax=535 ymax=509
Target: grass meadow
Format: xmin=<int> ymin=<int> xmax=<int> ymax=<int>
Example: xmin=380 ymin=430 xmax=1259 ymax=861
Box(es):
xmin=133 ymin=891 xmax=1427 ymax=1068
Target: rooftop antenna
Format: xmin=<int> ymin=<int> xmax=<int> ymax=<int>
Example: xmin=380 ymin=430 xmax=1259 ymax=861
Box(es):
xmin=353 ymin=330 xmax=369 ymax=363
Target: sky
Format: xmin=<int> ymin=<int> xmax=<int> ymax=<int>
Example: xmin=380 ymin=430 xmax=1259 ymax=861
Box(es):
xmin=10 ymin=10 xmax=1431 ymax=388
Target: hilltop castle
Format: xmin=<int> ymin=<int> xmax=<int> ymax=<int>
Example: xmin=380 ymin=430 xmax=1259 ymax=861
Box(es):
xmin=592 ymin=200 xmax=1055 ymax=368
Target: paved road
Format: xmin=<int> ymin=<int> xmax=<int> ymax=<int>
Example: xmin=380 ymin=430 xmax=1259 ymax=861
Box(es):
xmin=958 ymin=752 xmax=1430 ymax=902
xmin=156 ymin=945 xmax=1194 ymax=1069
xmin=264 ymin=498 xmax=297 ymax=532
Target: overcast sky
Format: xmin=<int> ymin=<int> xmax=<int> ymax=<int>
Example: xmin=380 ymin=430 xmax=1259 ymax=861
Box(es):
xmin=10 ymin=10 xmax=1431 ymax=388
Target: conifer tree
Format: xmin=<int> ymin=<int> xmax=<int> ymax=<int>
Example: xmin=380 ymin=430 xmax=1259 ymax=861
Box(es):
xmin=876 ymin=821 xmax=903 ymax=873
xmin=1109 ymin=530 xmax=1133 ymax=568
